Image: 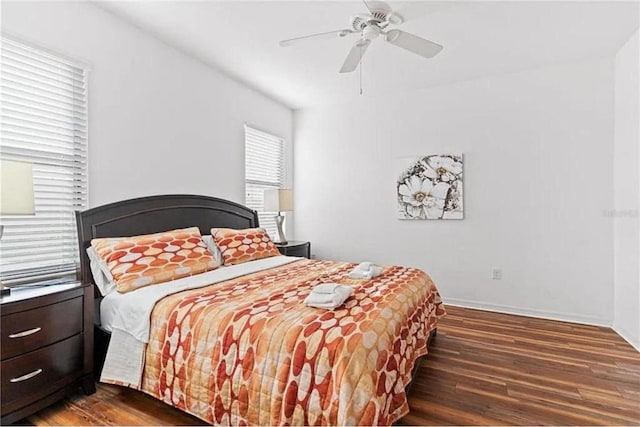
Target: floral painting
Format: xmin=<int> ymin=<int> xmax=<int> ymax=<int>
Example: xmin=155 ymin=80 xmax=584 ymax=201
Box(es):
xmin=397 ymin=154 xmax=464 ymax=219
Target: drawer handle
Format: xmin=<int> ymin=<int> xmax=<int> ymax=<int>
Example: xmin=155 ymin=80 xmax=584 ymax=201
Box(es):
xmin=10 ymin=368 xmax=43 ymax=383
xmin=8 ymin=327 xmax=41 ymax=338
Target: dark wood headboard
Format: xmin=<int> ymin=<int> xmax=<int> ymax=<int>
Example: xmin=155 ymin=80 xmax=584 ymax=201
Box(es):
xmin=75 ymin=194 xmax=259 ymax=287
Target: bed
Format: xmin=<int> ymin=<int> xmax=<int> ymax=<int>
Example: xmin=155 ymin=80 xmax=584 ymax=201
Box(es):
xmin=76 ymin=194 xmax=445 ymax=426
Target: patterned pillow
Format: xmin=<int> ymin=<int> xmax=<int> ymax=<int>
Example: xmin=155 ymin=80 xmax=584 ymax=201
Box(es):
xmin=91 ymin=227 xmax=219 ymax=294
xmin=211 ymin=227 xmax=281 ymax=266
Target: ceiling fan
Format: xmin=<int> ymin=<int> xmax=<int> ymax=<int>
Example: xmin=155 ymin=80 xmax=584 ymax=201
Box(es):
xmin=279 ymin=0 xmax=443 ymax=73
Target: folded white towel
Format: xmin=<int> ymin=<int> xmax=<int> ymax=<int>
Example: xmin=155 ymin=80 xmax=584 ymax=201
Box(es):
xmin=305 ymin=284 xmax=353 ymax=309
xmin=349 ymin=264 xmax=383 ymax=279
xmin=355 ymin=262 xmax=373 ymax=271
xmin=312 ymin=283 xmax=342 ymax=294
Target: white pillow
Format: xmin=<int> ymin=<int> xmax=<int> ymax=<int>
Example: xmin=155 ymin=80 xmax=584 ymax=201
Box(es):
xmin=86 ymin=246 xmax=116 ymax=296
xmin=202 ymin=235 xmax=223 ymax=266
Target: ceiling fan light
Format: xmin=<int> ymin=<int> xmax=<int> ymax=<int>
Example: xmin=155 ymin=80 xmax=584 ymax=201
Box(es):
xmin=387 ymin=13 xmax=403 ymax=25
xmin=385 ymin=29 xmax=400 ymax=43
xmin=362 ymin=25 xmax=381 ymax=40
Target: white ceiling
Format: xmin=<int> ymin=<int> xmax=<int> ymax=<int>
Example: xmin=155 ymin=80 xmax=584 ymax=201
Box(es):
xmin=99 ymin=1 xmax=639 ymax=109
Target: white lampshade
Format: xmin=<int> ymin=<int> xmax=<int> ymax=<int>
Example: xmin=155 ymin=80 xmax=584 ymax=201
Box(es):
xmin=263 ymin=189 xmax=293 ymax=212
xmin=1 ymin=160 xmax=35 ymax=215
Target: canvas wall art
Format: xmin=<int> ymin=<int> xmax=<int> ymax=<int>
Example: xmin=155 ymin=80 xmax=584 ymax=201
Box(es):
xmin=397 ymin=154 xmax=464 ymax=220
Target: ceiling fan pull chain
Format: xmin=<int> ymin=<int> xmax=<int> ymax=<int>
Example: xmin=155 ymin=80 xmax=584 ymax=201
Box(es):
xmin=359 ymin=45 xmax=364 ymax=95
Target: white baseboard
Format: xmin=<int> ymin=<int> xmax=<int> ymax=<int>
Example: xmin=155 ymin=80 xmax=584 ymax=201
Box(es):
xmin=444 ymin=297 xmax=612 ymax=328
xmin=612 ymin=325 xmax=640 ymax=352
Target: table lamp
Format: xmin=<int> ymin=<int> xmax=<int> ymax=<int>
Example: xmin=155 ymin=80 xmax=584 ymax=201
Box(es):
xmin=0 ymin=160 xmax=35 ymax=295
xmin=263 ymin=189 xmax=293 ymax=244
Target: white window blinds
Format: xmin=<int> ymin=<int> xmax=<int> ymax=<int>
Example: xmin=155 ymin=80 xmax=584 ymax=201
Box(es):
xmin=0 ymin=37 xmax=88 ymax=284
xmin=244 ymin=125 xmax=284 ymax=239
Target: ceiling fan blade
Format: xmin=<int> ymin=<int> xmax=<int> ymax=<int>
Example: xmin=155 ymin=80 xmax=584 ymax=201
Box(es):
xmin=385 ymin=29 xmax=443 ymax=58
xmin=279 ymin=29 xmax=354 ymax=47
xmin=339 ymin=40 xmax=370 ymax=73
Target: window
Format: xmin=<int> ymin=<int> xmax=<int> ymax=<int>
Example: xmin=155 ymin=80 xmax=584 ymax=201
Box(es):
xmin=0 ymin=37 xmax=88 ymax=284
xmin=244 ymin=125 xmax=285 ymax=239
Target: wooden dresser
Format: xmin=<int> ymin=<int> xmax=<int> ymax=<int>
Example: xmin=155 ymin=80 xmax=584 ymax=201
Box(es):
xmin=0 ymin=282 xmax=94 ymax=424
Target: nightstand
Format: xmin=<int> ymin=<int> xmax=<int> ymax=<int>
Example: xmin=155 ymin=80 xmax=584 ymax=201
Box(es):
xmin=0 ymin=281 xmax=94 ymax=424
xmin=275 ymin=240 xmax=311 ymax=258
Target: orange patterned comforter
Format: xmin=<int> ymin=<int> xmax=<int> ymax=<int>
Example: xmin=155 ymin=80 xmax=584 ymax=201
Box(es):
xmin=137 ymin=259 xmax=445 ymax=426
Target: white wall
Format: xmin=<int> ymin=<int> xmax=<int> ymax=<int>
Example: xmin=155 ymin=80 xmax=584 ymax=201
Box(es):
xmin=2 ymin=1 xmax=293 ymax=208
xmin=294 ymin=58 xmax=615 ymax=325
xmin=613 ymin=30 xmax=640 ymax=350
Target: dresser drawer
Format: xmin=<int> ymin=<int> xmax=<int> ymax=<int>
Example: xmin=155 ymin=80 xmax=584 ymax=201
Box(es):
xmin=1 ymin=297 xmax=83 ymax=360
xmin=1 ymin=334 xmax=83 ymax=414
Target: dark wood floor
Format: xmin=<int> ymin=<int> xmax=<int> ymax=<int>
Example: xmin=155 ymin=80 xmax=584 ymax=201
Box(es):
xmin=399 ymin=306 xmax=640 ymax=425
xmin=24 ymin=305 xmax=640 ymax=426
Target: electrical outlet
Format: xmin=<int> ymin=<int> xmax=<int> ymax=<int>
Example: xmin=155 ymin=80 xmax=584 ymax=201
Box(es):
xmin=492 ymin=268 xmax=502 ymax=280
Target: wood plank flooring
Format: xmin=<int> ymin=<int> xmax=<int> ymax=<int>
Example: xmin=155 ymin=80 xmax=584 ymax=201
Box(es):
xmin=398 ymin=306 xmax=640 ymax=425
xmin=22 ymin=305 xmax=640 ymax=426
